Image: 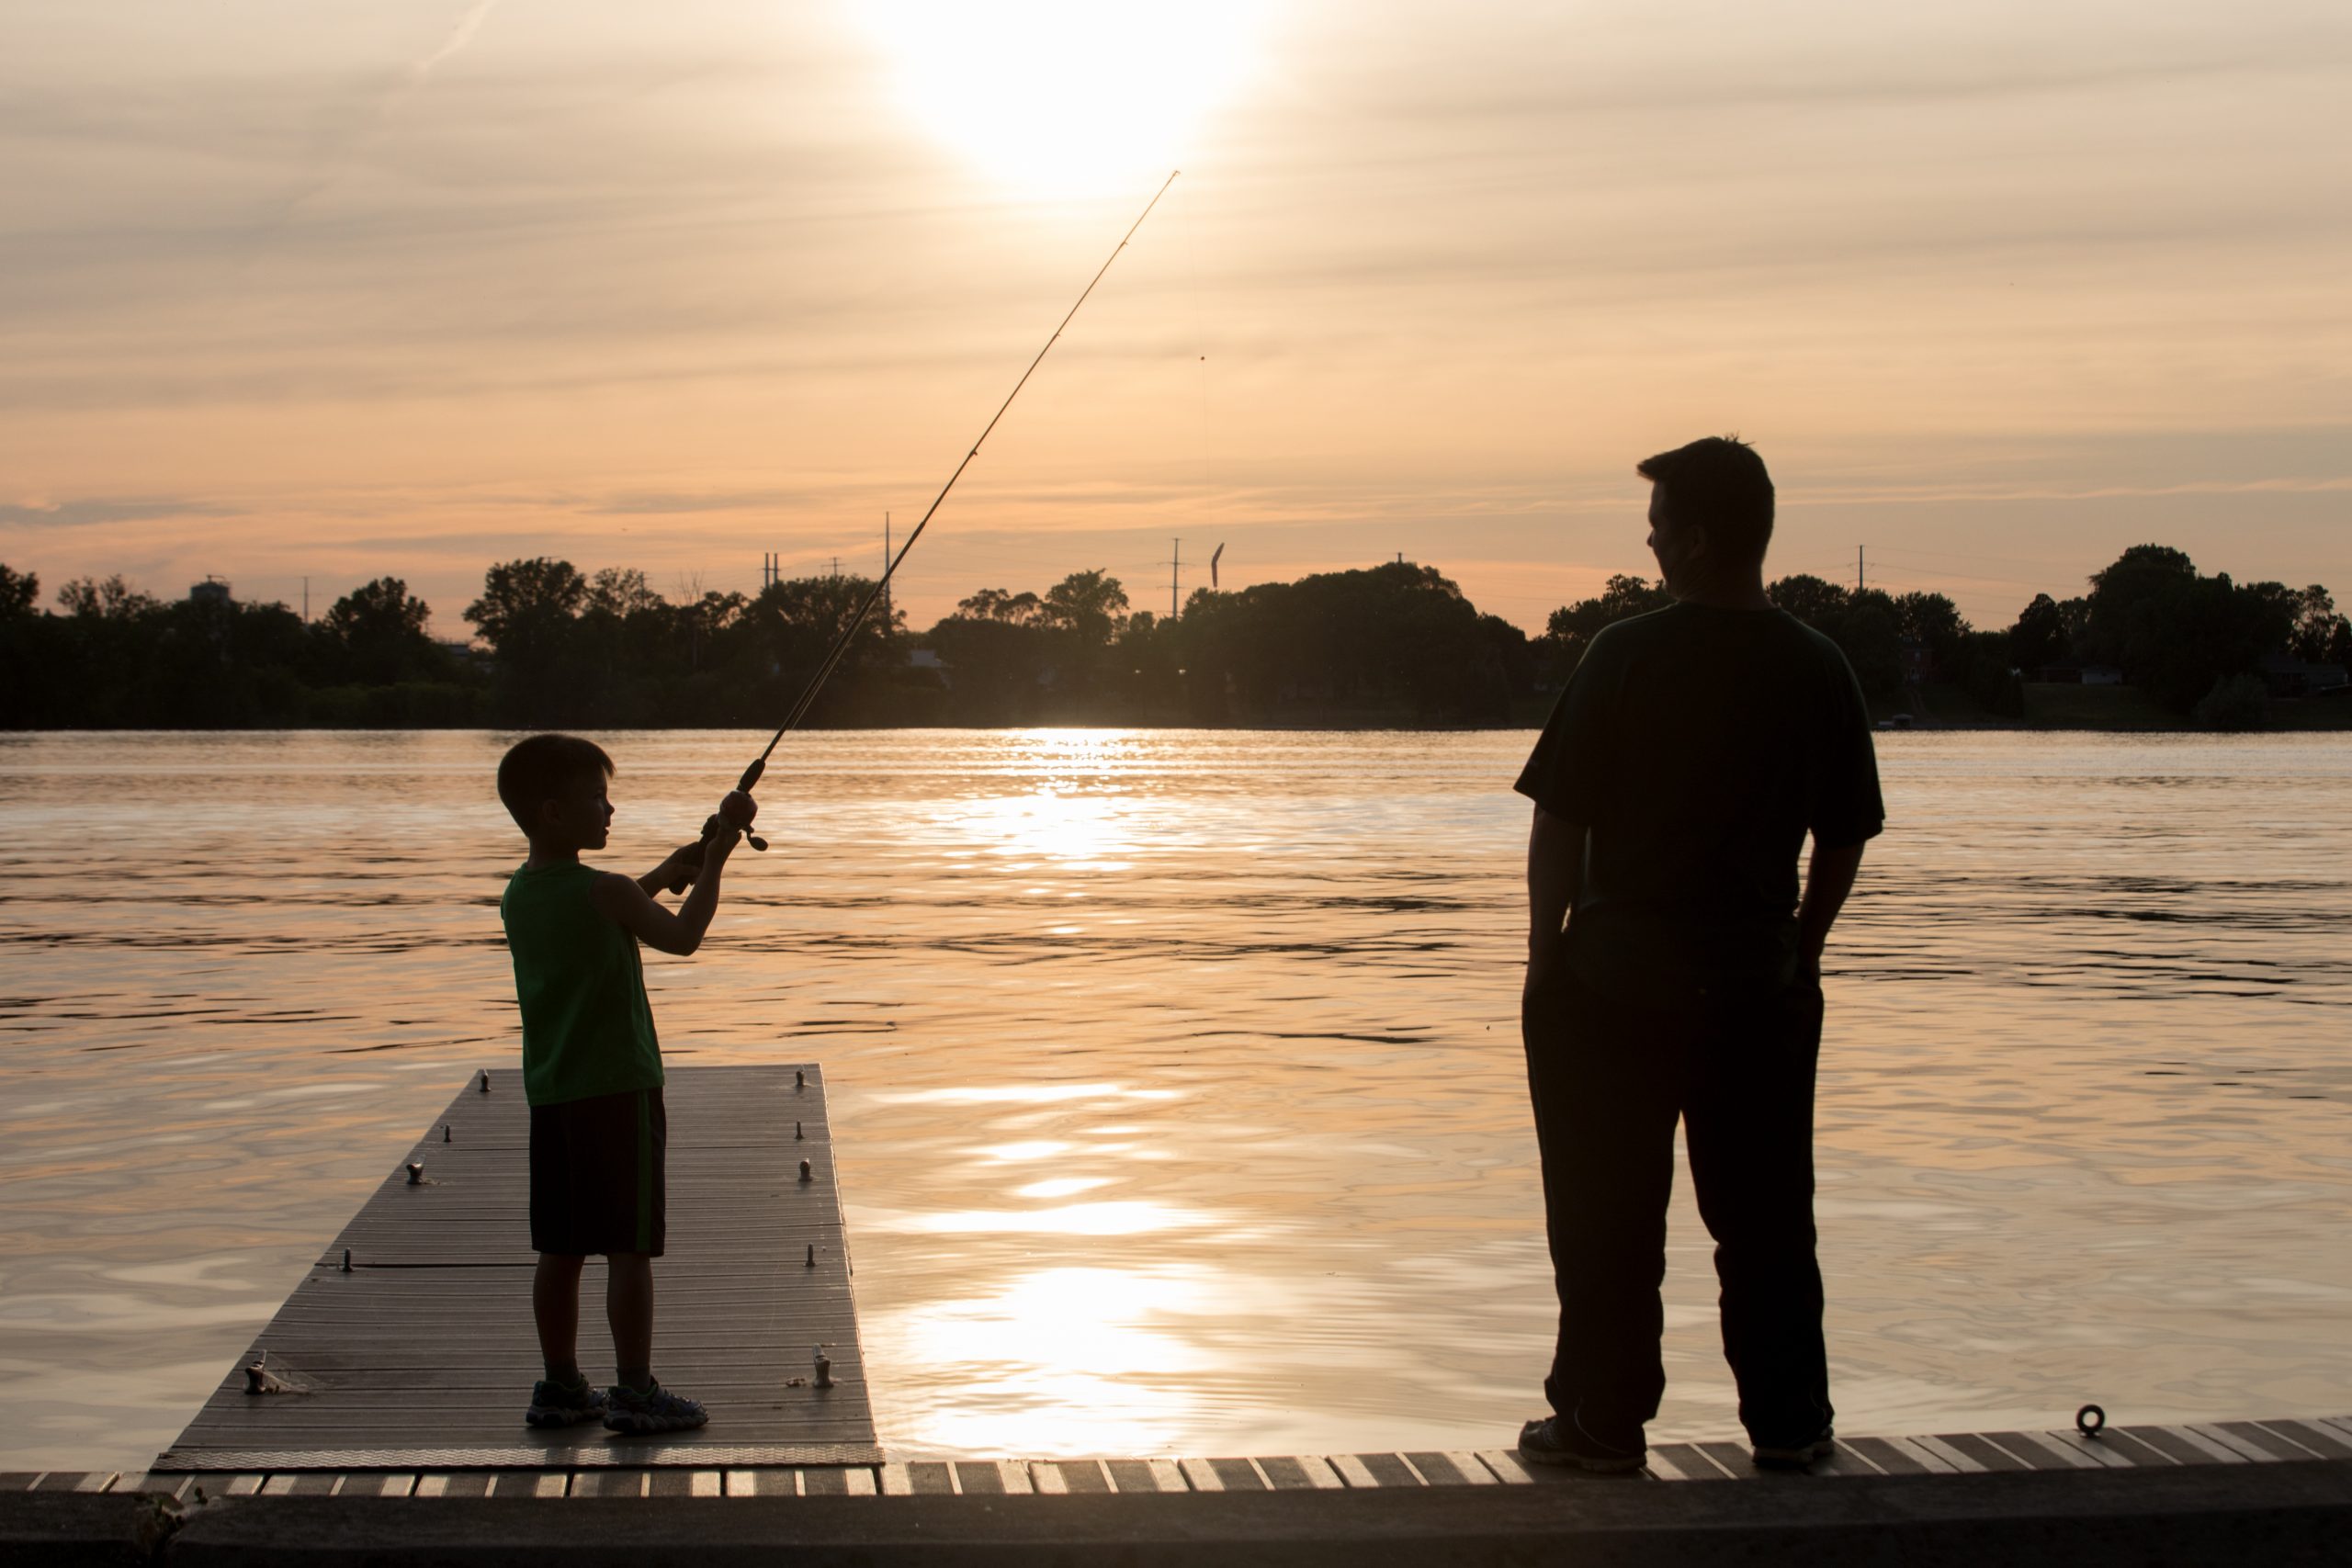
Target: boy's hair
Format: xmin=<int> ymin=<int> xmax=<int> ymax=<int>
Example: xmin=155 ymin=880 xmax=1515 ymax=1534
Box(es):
xmin=1636 ymin=435 xmax=1775 ymax=567
xmin=497 ymin=733 xmax=614 ymax=833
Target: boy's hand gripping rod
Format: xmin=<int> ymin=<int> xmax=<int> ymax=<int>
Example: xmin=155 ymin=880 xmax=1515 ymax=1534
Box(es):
xmin=668 ymin=172 xmax=1180 ymax=892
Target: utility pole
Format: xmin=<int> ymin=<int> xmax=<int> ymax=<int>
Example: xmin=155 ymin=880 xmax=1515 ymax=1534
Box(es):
xmin=883 ymin=513 xmax=892 ymax=624
xmin=301 ymin=577 xmax=309 ymax=624
xmin=831 ymin=556 xmax=840 ymax=580
xmin=1165 ymin=537 xmax=1182 ymax=619
xmin=1858 ymin=546 xmax=1865 ymax=594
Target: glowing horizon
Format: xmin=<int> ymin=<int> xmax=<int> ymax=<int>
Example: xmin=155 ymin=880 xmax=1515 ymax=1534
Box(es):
xmin=2 ymin=1 xmax=2346 ymax=640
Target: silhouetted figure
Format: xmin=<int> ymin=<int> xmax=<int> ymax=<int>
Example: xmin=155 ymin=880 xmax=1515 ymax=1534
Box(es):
xmin=1513 ymin=437 xmax=1883 ymax=1473
xmin=497 ymin=733 xmax=743 ymax=1436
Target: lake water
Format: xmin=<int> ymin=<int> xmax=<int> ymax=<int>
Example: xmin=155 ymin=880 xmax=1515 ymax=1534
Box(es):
xmin=1 ymin=728 xmax=2346 ymax=1472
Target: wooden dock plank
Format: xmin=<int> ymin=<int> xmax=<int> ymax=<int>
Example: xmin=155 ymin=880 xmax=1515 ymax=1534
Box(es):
xmin=1646 ymin=1443 xmax=1733 ymax=1480
xmin=154 ymin=1067 xmax=878 ymax=1472
xmin=2220 ymin=1420 xmax=2333 ymax=1461
xmin=1468 ymin=1451 xmax=1533 ymax=1485
xmin=1104 ymin=1459 xmax=1184 ymax=1493
xmin=1934 ymin=1434 xmax=2029 ymax=1472
xmin=1348 ymin=1453 xmax=1423 ymax=1488
xmin=2256 ymin=1419 xmax=2352 ymax=1460
xmin=1983 ymin=1431 xmax=2102 ymax=1471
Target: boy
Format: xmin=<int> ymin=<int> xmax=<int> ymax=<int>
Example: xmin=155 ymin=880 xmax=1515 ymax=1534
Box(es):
xmin=495 ymin=732 xmax=741 ymax=1434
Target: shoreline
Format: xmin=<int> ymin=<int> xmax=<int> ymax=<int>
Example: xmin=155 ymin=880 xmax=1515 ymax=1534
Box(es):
xmin=4 ymin=683 xmax=2348 ymax=735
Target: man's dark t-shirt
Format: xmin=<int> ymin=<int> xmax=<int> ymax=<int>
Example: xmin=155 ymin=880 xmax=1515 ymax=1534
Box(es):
xmin=1515 ymin=603 xmax=1883 ymax=1001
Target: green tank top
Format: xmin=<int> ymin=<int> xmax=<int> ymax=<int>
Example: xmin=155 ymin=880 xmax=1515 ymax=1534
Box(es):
xmin=500 ymin=861 xmax=664 ymax=1106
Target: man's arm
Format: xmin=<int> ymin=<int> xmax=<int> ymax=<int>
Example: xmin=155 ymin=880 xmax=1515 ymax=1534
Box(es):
xmin=594 ymin=830 xmax=738 ymax=955
xmin=1525 ymin=805 xmax=1587 ymax=991
xmin=1794 ymin=839 xmax=1866 ymax=981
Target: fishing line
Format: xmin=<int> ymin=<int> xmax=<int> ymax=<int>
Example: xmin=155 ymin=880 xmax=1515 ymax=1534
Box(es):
xmin=673 ymin=170 xmax=1182 ymax=881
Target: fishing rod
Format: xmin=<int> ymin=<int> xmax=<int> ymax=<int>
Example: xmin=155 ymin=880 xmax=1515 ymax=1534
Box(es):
xmin=669 ymin=170 xmax=1182 ymax=889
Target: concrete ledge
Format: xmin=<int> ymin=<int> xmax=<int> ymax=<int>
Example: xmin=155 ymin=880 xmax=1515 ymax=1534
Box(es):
xmin=131 ymin=1459 xmax=2351 ymax=1567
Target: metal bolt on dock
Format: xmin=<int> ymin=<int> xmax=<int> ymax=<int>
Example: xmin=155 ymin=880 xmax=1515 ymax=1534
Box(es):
xmin=443 ymin=1124 xmax=451 ymax=1143
xmin=799 ymin=1158 xmax=812 ymax=1182
xmin=340 ymin=1249 xmax=351 ymax=1273
xmin=796 ymin=1121 xmax=804 ymax=1140
xmin=813 ymin=1347 xmax=832 ymax=1389
xmin=797 ymin=1069 xmax=806 ymax=1089
xmin=479 ymin=1070 xmax=491 ymax=1093
xmin=406 ymin=1162 xmax=424 ymax=1185
xmin=805 ymin=1244 xmax=816 ymax=1268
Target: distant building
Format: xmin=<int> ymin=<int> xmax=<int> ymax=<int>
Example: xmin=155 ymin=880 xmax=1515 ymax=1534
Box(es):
xmin=1898 ymin=637 xmax=1932 ymax=686
xmin=2034 ymin=660 xmax=2124 ymax=685
xmin=189 ymin=576 xmax=232 ymax=607
xmin=903 ymin=647 xmax=950 ymax=690
xmin=2257 ymin=652 xmax=2351 ymax=698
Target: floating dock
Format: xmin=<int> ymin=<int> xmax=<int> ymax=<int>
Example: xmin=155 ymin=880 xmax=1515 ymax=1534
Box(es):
xmin=15 ymin=1064 xmax=2337 ymax=1562
xmin=153 ymin=1066 xmax=877 ymax=1474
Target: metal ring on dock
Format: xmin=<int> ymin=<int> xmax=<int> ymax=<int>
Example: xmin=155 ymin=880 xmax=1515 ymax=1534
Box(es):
xmin=2076 ymin=1404 xmax=2106 ymax=1438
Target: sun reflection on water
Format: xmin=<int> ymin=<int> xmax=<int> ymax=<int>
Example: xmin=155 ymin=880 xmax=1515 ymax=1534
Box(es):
xmin=880 ymin=1266 xmax=1217 ymax=1455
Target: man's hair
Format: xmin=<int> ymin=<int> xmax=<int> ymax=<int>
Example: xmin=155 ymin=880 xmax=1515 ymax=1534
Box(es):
xmin=1636 ymin=435 xmax=1775 ymax=567
xmin=496 ymin=733 xmax=614 ymax=832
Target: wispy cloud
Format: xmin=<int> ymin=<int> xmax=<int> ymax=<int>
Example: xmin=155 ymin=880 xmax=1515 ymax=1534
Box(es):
xmin=583 ymin=489 xmax=822 ymax=516
xmin=413 ymin=0 xmax=498 ymax=84
xmin=0 ymin=497 xmax=233 ymax=528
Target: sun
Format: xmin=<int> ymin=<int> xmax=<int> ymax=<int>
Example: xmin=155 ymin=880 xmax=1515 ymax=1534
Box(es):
xmin=857 ymin=0 xmax=1268 ymax=197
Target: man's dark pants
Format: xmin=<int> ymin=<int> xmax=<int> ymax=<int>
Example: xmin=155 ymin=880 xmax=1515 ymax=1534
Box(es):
xmin=1522 ymin=964 xmax=1831 ymax=1446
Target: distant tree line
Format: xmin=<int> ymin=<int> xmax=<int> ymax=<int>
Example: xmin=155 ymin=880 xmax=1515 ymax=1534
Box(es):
xmin=1 ymin=543 xmax=2344 ymax=729
xmin=1544 ymin=543 xmax=2349 ymax=727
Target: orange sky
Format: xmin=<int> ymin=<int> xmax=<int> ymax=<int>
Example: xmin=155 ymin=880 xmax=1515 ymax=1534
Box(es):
xmin=4 ymin=1 xmax=2347 ymax=637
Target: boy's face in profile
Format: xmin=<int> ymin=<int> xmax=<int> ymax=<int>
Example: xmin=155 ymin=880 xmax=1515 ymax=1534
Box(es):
xmin=534 ymin=772 xmax=614 ymax=854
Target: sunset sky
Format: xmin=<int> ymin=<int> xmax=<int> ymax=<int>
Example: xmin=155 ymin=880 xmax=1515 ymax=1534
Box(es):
xmin=4 ymin=1 xmax=2346 ymax=637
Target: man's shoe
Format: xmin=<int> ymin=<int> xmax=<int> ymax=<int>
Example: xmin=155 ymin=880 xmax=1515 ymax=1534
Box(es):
xmin=1518 ymin=1413 xmax=1645 ymax=1473
xmin=524 ymin=1378 xmax=608 ymax=1428
xmin=1751 ymin=1427 xmax=1836 ymax=1470
xmin=604 ymin=1379 xmax=709 ymax=1435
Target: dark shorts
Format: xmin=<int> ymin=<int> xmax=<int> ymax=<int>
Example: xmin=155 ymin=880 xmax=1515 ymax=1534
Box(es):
xmin=529 ymin=1087 xmax=665 ymax=1258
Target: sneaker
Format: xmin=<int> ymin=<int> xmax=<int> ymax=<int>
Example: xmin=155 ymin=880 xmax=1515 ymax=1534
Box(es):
xmin=1751 ymin=1427 xmax=1837 ymax=1470
xmin=1518 ymin=1412 xmax=1645 ymax=1473
xmin=603 ymin=1379 xmax=708 ymax=1435
xmin=524 ymin=1378 xmax=608 ymax=1428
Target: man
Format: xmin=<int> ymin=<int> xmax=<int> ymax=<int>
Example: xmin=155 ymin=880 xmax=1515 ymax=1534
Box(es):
xmin=1513 ymin=436 xmax=1883 ymax=1472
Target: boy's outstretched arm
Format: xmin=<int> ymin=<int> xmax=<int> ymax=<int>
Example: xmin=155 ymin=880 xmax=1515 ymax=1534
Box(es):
xmin=593 ymin=829 xmax=739 ymax=955
xmin=637 ymin=841 xmax=709 ymax=897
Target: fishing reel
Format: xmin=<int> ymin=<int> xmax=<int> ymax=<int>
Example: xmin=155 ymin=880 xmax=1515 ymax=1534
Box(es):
xmin=663 ymin=772 xmax=768 ymax=894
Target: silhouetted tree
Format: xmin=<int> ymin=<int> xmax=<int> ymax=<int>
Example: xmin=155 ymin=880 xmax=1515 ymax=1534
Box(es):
xmin=2008 ymin=593 xmax=2073 ymax=672
xmin=1767 ymin=574 xmax=1849 ymax=626
xmin=465 ymin=558 xmax=587 ymax=655
xmin=1892 ymin=591 xmax=1968 ymax=678
xmin=956 ymin=587 xmax=1046 ymax=625
xmin=1042 ymin=570 xmax=1130 ymax=647
xmin=467 ymin=558 xmax=588 ymax=720
xmin=1832 ymin=592 xmax=1905 ymax=701
xmin=1543 ymin=574 xmax=1672 ymax=682
xmin=0 ymin=565 xmax=37 ymax=619
xmin=56 ymin=574 xmax=158 ymax=619
xmin=320 ymin=577 xmax=439 ymax=685
xmin=2080 ymin=545 xmax=2198 ymax=668
xmin=2285 ymin=584 xmax=2346 ymax=665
